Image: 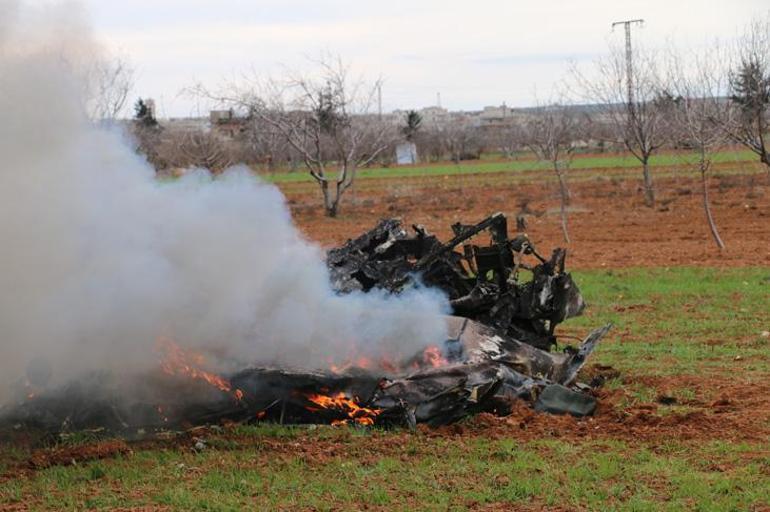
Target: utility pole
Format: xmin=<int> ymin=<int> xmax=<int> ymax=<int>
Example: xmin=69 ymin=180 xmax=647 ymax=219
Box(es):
xmin=611 ymin=19 xmax=644 ymax=109
xmin=377 ymin=82 xmax=382 ymax=119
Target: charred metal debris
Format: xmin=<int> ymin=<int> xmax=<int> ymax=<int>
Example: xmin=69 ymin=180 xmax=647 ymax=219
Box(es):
xmin=1 ymin=214 xmax=610 ymax=435
xmin=328 ymin=212 xmax=587 ymax=351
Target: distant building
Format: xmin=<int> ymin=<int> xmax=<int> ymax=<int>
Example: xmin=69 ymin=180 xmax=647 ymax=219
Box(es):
xmin=395 ymin=142 xmax=418 ymax=165
xmin=160 ymin=117 xmax=209 ymax=134
xmin=419 ymin=106 xmax=451 ymax=127
xmin=209 ymin=109 xmax=248 ymax=139
xmin=478 ymin=104 xmax=512 ymax=125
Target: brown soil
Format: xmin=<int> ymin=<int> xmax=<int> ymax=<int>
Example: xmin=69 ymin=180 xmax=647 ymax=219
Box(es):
xmin=26 ymin=439 xmax=131 ymax=470
xmin=458 ymin=371 xmax=770 ymax=445
xmin=283 ymin=167 xmax=770 ymax=269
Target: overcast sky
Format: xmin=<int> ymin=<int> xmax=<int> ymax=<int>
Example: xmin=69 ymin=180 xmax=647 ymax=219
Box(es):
xmin=82 ymin=0 xmax=768 ymax=118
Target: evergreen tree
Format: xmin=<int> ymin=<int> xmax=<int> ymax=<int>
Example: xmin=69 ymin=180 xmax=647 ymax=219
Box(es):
xmin=730 ymin=59 xmax=770 ymax=117
xmin=402 ymin=110 xmax=422 ymax=142
xmin=132 ymin=98 xmax=162 ymax=170
xmin=314 ymin=84 xmax=347 ymax=135
xmin=134 ymin=98 xmax=158 ymax=128
xmin=729 ymin=59 xmax=770 ymax=167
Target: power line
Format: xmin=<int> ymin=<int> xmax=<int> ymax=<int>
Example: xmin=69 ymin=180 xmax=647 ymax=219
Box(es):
xmin=612 ymin=19 xmax=644 ymax=109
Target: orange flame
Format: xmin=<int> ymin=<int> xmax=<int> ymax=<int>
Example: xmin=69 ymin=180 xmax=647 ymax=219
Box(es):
xmin=410 ymin=345 xmax=449 ymax=371
xmin=304 ymin=392 xmax=381 ymax=426
xmin=327 ymin=354 xmax=402 ymax=375
xmin=156 ymin=336 xmax=243 ymax=401
xmin=327 ymin=344 xmax=448 ymax=375
xmin=421 ymin=345 xmax=448 ymax=368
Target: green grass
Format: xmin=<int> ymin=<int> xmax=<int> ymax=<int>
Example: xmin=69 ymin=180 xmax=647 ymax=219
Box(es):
xmin=259 ymin=149 xmax=760 ymax=183
xmin=568 ymin=267 xmax=770 ymax=376
xmin=2 ymin=433 xmax=768 ymax=511
xmin=2 ymin=267 xmax=769 ymax=511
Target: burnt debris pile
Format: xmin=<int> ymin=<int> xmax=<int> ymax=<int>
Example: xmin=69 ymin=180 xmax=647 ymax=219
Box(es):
xmin=328 ymin=212 xmax=587 ymax=350
xmin=1 ymin=213 xmax=610 ymax=435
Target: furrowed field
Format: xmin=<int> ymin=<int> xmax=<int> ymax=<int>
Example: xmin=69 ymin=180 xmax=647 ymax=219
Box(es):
xmin=2 ymin=151 xmax=769 ymax=511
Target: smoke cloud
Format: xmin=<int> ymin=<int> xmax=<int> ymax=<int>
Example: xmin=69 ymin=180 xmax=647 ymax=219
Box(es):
xmin=0 ymin=1 xmax=449 ymax=397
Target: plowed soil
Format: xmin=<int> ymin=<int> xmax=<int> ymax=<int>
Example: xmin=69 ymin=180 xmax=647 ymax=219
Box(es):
xmin=283 ymin=166 xmax=770 ymax=269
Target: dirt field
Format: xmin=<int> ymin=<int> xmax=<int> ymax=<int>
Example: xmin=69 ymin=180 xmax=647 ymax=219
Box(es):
xmin=2 ymin=162 xmax=769 ymax=511
xmin=285 ymin=163 xmax=770 ymax=269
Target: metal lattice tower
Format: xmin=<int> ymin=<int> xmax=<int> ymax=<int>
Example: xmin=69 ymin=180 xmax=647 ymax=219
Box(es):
xmin=612 ymin=19 xmax=644 ymax=109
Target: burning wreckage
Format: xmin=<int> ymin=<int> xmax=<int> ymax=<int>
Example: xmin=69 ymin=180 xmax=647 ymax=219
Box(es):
xmin=2 ymin=213 xmax=610 ymax=434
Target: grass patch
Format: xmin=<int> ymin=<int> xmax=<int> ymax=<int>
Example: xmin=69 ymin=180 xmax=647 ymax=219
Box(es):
xmin=259 ymin=149 xmax=758 ymax=183
xmin=567 ymin=267 xmax=770 ymax=376
xmin=3 ymin=436 xmax=768 ymax=511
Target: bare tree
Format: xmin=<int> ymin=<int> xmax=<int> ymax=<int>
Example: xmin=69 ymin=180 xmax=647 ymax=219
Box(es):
xmin=492 ymin=124 xmax=526 ymax=159
xmin=667 ymin=47 xmax=731 ymax=249
xmin=195 ymin=58 xmax=393 ymax=217
xmin=417 ymin=127 xmax=449 ymax=162
xmin=523 ymin=103 xmax=577 ymax=243
xmin=573 ymin=45 xmax=669 ymax=207
xmin=240 ymin=120 xmax=295 ymax=172
xmin=85 ymin=55 xmax=135 ymax=122
xmin=440 ymin=122 xmax=483 ymax=163
xmin=178 ymin=131 xmax=234 ymax=174
xmin=724 ymin=16 xmax=770 ymax=176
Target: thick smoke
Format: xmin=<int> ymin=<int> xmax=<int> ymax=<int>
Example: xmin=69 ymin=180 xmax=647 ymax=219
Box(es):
xmin=0 ymin=1 xmax=449 ymax=397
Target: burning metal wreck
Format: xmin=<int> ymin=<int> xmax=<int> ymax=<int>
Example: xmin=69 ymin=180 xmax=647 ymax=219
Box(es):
xmin=327 ymin=212 xmax=589 ymax=351
xmin=1 ymin=213 xmax=609 ymax=435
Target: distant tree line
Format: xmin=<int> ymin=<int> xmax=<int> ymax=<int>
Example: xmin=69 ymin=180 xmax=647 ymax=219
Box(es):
xmin=122 ymin=16 xmax=770 ymax=233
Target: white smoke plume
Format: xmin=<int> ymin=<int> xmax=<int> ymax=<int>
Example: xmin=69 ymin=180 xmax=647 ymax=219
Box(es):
xmin=0 ymin=1 xmax=449 ymax=397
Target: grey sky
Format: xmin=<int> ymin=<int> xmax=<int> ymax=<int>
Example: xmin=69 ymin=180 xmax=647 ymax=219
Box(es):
xmin=82 ymin=0 xmax=768 ymax=118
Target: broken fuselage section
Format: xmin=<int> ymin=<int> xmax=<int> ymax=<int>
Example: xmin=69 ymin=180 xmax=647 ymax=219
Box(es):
xmin=322 ymin=213 xmax=610 ymax=422
xmin=0 ymin=318 xmax=608 ymax=432
xmin=328 ymin=212 xmax=587 ymax=351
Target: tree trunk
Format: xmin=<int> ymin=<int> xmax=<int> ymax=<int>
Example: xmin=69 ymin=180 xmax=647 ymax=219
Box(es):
xmin=761 ymin=150 xmax=770 ymax=180
xmin=326 ymin=184 xmax=342 ymax=218
xmin=700 ymin=163 xmax=725 ymax=250
xmin=642 ymin=160 xmax=655 ymax=208
xmin=318 ymin=180 xmax=337 ymax=218
xmin=554 ymin=163 xmax=571 ymax=244
xmin=326 ymin=199 xmax=339 ymax=218
xmin=556 ymin=166 xmax=571 ymax=206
